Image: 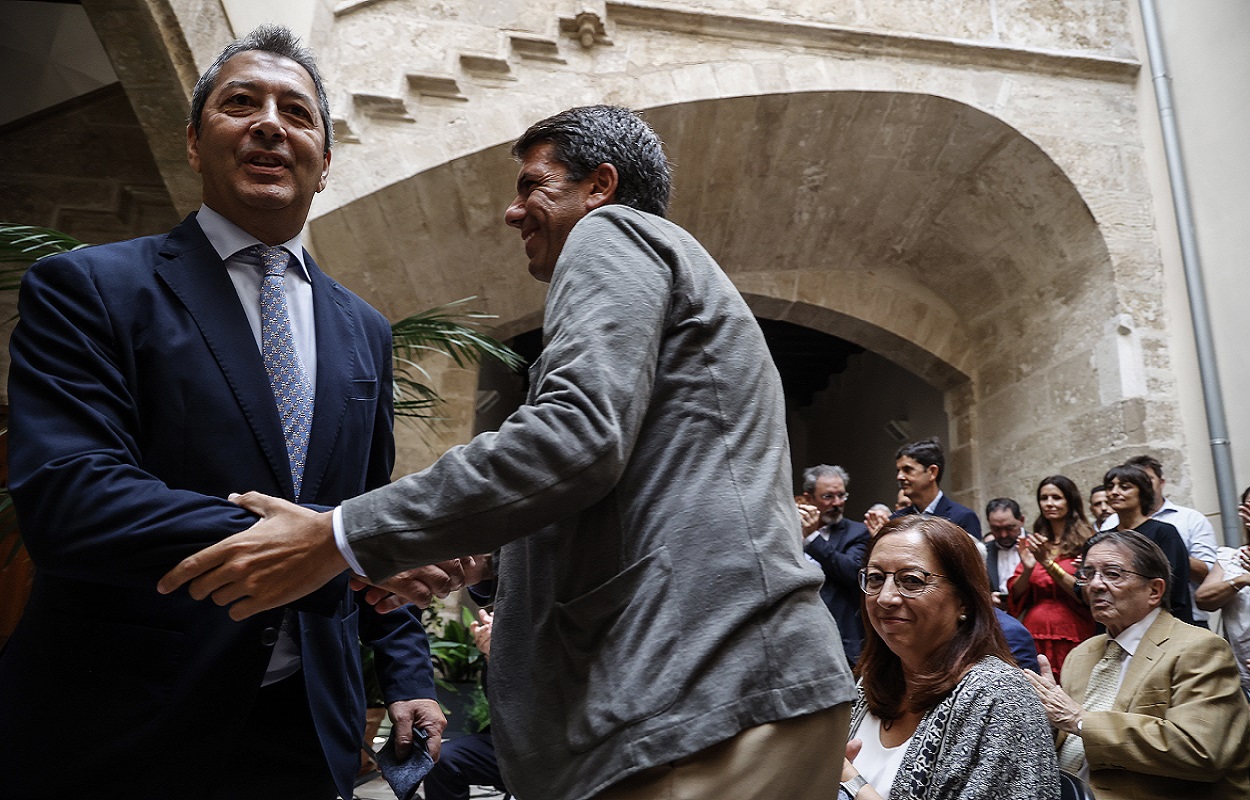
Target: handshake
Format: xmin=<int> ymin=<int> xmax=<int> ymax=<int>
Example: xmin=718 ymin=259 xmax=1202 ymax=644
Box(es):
xmin=158 ymin=490 xmax=491 ymax=621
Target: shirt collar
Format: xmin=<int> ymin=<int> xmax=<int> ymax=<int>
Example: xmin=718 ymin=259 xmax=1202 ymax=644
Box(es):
xmin=1153 ymin=498 xmax=1179 ymax=517
xmin=196 ymin=204 xmax=310 ymax=281
xmin=923 ymin=490 xmax=944 ymax=514
xmin=1110 ymin=606 xmax=1162 ymax=657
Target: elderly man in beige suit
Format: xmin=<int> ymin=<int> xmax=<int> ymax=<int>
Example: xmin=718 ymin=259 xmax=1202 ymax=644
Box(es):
xmin=1026 ymin=529 xmax=1250 ymax=799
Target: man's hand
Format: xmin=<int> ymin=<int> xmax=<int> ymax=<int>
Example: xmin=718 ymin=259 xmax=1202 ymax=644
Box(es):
xmin=470 ymin=608 xmax=493 ymax=659
xmin=156 ymin=492 xmax=344 ymax=620
xmin=797 ymin=502 xmax=822 ymax=538
xmin=1023 ymin=654 xmax=1083 ymax=734
xmin=388 ymin=698 xmax=447 ymax=762
xmin=352 ymin=562 xmax=467 ymax=613
xmin=864 ymin=506 xmax=890 ymax=536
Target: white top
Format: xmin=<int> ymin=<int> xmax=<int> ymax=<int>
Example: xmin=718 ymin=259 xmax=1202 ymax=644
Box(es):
xmin=1215 ymin=546 xmax=1250 ymax=692
xmin=993 ymin=546 xmax=1022 ymax=594
xmin=855 ymin=712 xmax=914 ymax=797
xmin=1101 ymin=499 xmax=1218 ymax=621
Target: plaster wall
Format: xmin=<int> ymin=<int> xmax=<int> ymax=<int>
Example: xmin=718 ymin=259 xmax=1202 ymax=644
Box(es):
xmin=1132 ymin=0 xmax=1250 ymax=539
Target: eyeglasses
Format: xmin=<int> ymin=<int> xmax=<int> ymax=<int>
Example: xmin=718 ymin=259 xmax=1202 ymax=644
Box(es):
xmin=817 ymin=492 xmax=849 ymax=502
xmin=858 ymin=568 xmax=946 ymax=598
xmin=1074 ymin=565 xmax=1152 ymax=586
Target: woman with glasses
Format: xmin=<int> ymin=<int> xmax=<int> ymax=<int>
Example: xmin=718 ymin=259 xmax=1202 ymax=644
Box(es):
xmin=838 ymin=515 xmax=1059 ymax=800
xmin=1006 ymin=475 xmax=1096 ymax=681
xmin=1102 ymin=463 xmax=1194 ymax=623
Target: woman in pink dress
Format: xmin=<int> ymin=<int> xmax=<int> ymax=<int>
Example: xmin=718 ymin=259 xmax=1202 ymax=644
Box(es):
xmin=1006 ymin=475 xmax=1095 ymax=681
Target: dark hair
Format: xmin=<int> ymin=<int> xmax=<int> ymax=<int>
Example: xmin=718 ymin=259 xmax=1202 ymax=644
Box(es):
xmin=1089 ymin=484 xmax=1108 ymax=497
xmin=1032 ymin=475 xmax=1095 ymax=558
xmin=1082 ymin=529 xmax=1171 ymax=609
xmin=1242 ymin=485 xmax=1250 ymax=505
xmin=189 ymin=25 xmax=333 ymax=154
xmin=1126 ymin=454 xmax=1165 ymax=481
xmin=1103 ymin=464 xmax=1157 ymax=516
xmin=857 ymin=515 xmax=1013 ymax=722
xmin=802 ymin=464 xmax=849 ymax=494
xmin=895 ymin=437 xmax=945 ymax=483
xmin=985 ymin=497 xmax=1023 ymax=521
xmin=511 ymin=105 xmax=672 ymax=217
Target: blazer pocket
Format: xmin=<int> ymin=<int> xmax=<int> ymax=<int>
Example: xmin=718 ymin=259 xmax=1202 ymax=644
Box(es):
xmin=348 ymin=377 xmax=379 ymax=401
xmin=1129 ymin=686 xmax=1171 ymax=716
xmin=553 ymin=545 xmax=679 ymax=752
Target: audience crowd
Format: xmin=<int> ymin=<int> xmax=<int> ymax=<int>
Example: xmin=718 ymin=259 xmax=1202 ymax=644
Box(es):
xmin=800 ymin=437 xmax=1250 ymax=799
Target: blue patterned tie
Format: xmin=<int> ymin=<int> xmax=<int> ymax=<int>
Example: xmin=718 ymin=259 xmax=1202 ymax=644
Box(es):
xmin=256 ymin=245 xmax=314 ymax=498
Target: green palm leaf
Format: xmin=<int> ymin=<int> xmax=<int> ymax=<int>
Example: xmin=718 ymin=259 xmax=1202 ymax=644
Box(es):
xmin=0 ymin=223 xmax=87 ymax=291
xmin=390 ymin=297 xmax=524 ymax=419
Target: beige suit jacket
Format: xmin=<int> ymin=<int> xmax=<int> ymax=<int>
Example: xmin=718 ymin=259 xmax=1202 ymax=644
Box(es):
xmin=1058 ymin=610 xmax=1250 ymax=799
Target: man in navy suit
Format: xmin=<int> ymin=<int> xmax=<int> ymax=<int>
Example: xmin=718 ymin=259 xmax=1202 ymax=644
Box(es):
xmin=0 ymin=26 xmax=451 ymax=800
xmin=866 ymin=437 xmax=982 ymax=541
xmin=797 ymin=464 xmax=869 ymax=665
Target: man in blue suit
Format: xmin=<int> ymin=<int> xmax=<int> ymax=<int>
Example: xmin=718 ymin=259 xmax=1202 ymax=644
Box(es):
xmin=0 ymin=26 xmax=448 ymax=800
xmin=798 ymin=464 xmax=870 ymax=665
xmin=867 ymin=437 xmax=983 ymax=541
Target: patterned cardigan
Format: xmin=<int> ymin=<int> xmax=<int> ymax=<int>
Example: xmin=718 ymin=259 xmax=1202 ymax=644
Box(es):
xmin=847 ymin=656 xmax=1060 ymax=800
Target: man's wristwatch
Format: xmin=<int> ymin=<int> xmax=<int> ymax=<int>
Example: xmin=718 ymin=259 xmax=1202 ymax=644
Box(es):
xmin=841 ymin=774 xmax=868 ymax=798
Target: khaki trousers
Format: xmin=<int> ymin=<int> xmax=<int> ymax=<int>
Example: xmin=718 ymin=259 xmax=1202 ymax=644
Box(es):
xmin=591 ymin=703 xmax=851 ymax=800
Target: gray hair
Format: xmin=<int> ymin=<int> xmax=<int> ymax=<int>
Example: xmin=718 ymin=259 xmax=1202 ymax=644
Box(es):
xmin=1082 ymin=529 xmax=1172 ymax=609
xmin=511 ymin=105 xmax=671 ymax=217
xmin=189 ymin=25 xmax=333 ymax=154
xmin=802 ymin=464 xmax=850 ymax=494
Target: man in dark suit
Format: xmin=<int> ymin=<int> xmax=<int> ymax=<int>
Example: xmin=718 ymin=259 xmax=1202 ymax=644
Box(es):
xmin=0 ymin=26 xmax=449 ymax=800
xmin=866 ymin=437 xmax=982 ymax=540
xmin=985 ymin=497 xmax=1025 ymax=605
xmin=797 ymin=464 xmax=870 ymax=665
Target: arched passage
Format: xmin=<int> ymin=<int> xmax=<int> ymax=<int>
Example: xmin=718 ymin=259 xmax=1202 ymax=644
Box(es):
xmin=311 ymin=89 xmax=1120 ymax=510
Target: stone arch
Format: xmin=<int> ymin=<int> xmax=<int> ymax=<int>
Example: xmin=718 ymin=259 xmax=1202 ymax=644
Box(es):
xmin=314 ymin=88 xmax=1122 ymax=511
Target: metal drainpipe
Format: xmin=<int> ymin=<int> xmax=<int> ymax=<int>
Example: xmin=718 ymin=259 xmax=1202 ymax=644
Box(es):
xmin=1139 ymin=0 xmax=1241 ymax=547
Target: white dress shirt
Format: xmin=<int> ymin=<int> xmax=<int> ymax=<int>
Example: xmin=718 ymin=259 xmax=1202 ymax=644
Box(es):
xmin=197 ymin=205 xmax=317 ymax=683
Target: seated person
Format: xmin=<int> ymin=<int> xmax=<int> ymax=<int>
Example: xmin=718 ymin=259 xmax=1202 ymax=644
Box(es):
xmin=839 ymin=515 xmax=1059 ymax=800
xmin=1025 ymin=530 xmax=1250 ymax=799
xmin=422 ymin=608 xmax=507 ymax=800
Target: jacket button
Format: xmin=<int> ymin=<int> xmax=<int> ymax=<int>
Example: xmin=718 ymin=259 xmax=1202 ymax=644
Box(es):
xmin=260 ymin=627 xmax=280 ymax=646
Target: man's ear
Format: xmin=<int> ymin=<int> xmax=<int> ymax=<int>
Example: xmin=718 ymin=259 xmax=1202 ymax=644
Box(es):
xmin=187 ymin=123 xmax=202 ymax=174
xmin=1147 ymin=577 xmax=1167 ymax=608
xmin=927 ymin=464 xmax=940 ymax=482
xmin=584 ymin=162 xmax=618 ymax=211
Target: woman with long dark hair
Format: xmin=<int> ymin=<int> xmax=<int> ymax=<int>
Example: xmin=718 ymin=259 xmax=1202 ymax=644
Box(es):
xmin=1006 ymin=475 xmax=1095 ymax=680
xmin=839 ymin=515 xmax=1058 ymax=800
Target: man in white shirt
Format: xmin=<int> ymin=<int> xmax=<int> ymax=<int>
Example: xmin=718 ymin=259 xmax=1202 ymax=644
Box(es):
xmin=1098 ymin=454 xmax=1218 ymax=626
xmin=1025 ymin=530 xmax=1249 ymax=799
xmin=984 ymin=498 xmax=1024 ymax=605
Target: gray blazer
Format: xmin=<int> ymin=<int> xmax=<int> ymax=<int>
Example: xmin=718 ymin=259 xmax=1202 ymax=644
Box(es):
xmin=343 ymin=206 xmax=854 ymax=800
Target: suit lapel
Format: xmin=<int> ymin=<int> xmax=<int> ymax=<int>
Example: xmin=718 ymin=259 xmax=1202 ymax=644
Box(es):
xmin=299 ymin=257 xmax=357 ymax=503
xmin=1115 ymin=611 xmax=1174 ymax=709
xmin=154 ymin=216 xmax=294 ymax=497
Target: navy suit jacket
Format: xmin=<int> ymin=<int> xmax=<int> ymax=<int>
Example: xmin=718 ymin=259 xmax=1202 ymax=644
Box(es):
xmin=0 ymin=215 xmax=433 ymax=799
xmin=894 ymin=493 xmax=983 ymax=539
xmin=994 ymin=607 xmax=1040 ymax=673
xmin=804 ymin=518 xmax=870 ymax=664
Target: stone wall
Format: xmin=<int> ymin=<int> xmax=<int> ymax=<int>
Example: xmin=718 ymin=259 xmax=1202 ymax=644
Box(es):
xmin=27 ymin=0 xmax=1198 ymax=516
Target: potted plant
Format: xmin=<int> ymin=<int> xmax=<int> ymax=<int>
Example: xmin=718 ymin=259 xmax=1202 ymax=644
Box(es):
xmin=425 ymin=602 xmax=488 ymax=737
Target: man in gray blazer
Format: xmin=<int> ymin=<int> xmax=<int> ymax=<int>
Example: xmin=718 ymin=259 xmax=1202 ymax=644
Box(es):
xmin=163 ymin=106 xmax=855 ymax=800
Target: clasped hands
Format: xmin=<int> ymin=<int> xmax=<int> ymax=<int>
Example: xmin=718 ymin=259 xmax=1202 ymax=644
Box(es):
xmin=157 ymin=491 xmax=474 ymax=620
